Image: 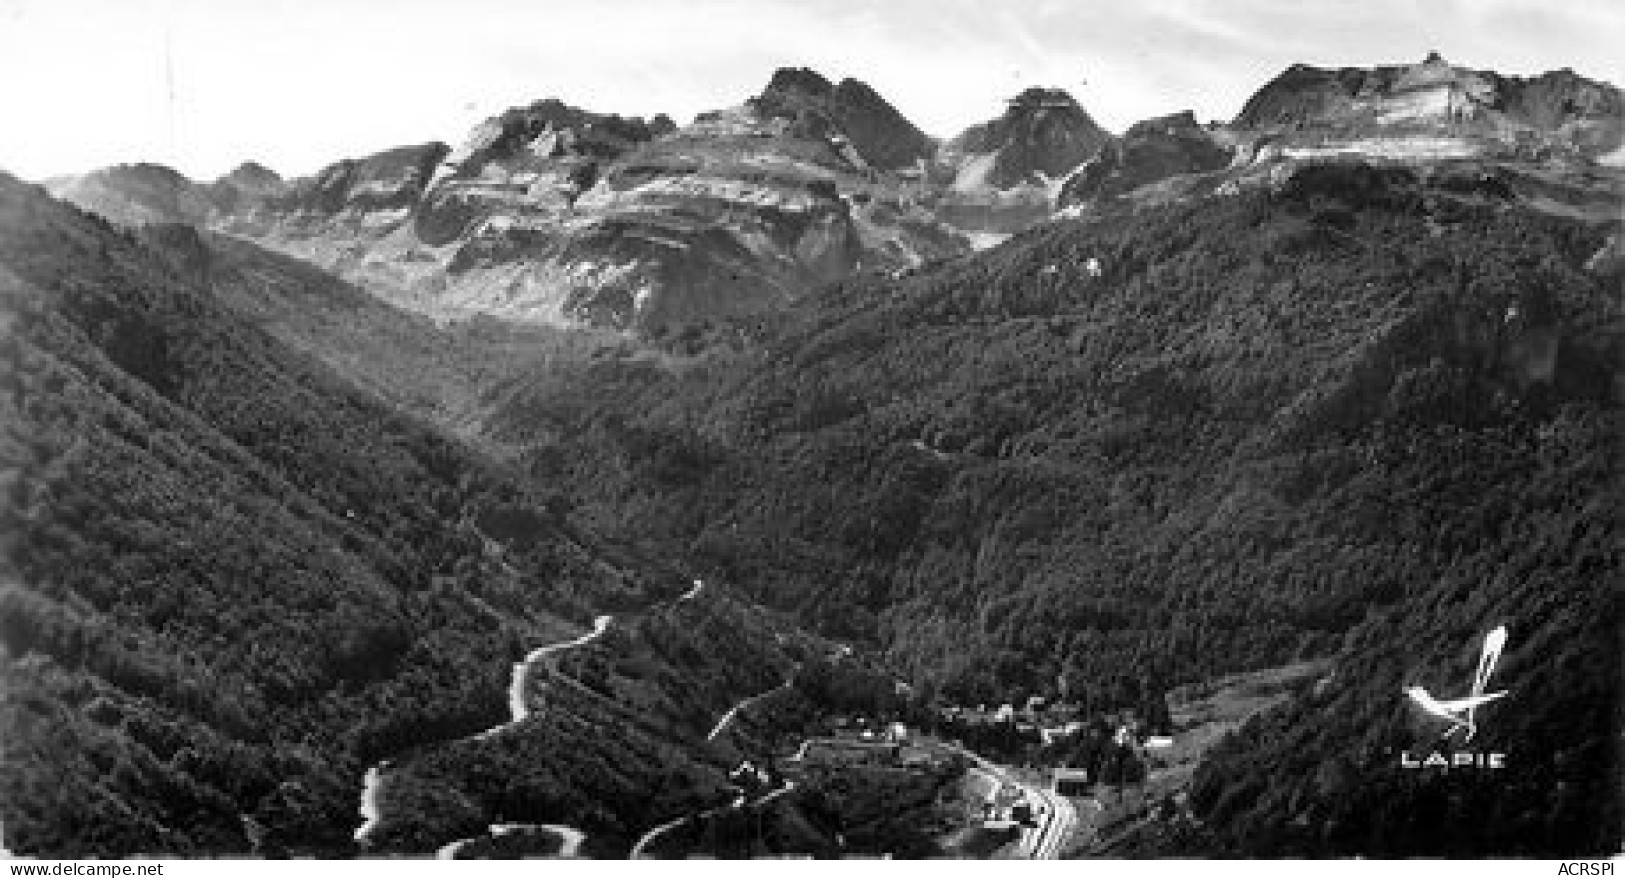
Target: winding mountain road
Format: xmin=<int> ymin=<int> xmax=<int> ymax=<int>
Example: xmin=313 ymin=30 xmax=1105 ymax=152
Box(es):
xmin=352 ymin=614 xmax=614 ymax=847
xmin=706 ymin=677 xmax=793 ymax=742
xmin=436 ymin=823 xmax=585 ymax=860
xmin=352 ymin=761 xmax=390 ymax=844
xmin=351 ymin=576 xmax=828 ymax=859
xmin=490 ymin=614 xmax=614 ymax=734
xmin=633 ymin=665 xmax=800 ymax=858
xmin=628 ymin=781 xmax=798 ymax=859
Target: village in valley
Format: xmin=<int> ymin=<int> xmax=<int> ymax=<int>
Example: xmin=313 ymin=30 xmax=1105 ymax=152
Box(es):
xmin=710 ymin=667 xmax=1191 ymax=857
xmin=696 ymin=649 xmax=1330 ymax=859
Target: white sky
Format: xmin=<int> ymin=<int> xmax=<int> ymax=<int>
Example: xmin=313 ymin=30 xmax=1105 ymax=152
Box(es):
xmin=0 ymin=0 xmax=1619 ymax=181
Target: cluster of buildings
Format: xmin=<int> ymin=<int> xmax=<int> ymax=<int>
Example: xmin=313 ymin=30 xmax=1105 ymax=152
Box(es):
xmin=785 ymin=721 xmax=954 ymax=771
xmin=938 ymin=695 xmax=1088 ymax=741
xmin=940 ymin=697 xmax=1174 ymax=751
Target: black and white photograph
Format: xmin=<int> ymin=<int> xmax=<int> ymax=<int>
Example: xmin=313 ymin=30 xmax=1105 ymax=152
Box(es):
xmin=0 ymin=0 xmax=1619 ymax=865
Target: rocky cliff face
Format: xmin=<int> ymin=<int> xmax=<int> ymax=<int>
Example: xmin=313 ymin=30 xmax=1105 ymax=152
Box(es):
xmin=929 ymin=86 xmax=1112 ymax=235
xmin=1235 ymin=53 xmax=1624 ymax=160
xmin=941 ymin=87 xmax=1110 ymax=190
xmin=749 ymin=67 xmax=936 ymax=171
xmin=199 ymin=77 xmax=962 ymax=334
xmin=413 ymin=99 xmax=671 ymax=247
xmin=282 ymin=143 xmax=448 ymax=217
xmin=1057 ymin=55 xmax=1624 ymax=220
xmin=1058 ymin=110 xmax=1231 ymax=206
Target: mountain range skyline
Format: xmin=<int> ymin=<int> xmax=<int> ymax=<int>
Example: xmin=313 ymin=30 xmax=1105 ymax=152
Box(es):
xmin=2 ymin=0 xmax=1621 ymax=182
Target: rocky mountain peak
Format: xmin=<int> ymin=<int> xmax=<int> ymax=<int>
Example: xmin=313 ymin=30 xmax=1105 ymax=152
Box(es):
xmin=1006 ymin=86 xmax=1084 ymax=111
xmin=943 ymin=85 xmax=1110 ymax=190
xmin=1058 ymin=108 xmax=1231 ymax=207
xmin=827 ymin=77 xmax=935 ymax=169
xmin=749 ymin=67 xmax=933 ymax=170
xmin=217 ymin=161 xmax=283 ymax=192
xmin=763 ymin=66 xmax=835 ymax=100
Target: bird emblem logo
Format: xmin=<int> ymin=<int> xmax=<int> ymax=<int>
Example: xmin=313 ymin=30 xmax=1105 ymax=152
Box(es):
xmin=1404 ymin=626 xmax=1508 ymax=743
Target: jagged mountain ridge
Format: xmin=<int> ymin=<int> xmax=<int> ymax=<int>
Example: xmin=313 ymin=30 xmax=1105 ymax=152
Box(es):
xmin=1237 ymin=53 xmax=1624 ymax=157
xmin=1058 ymin=53 xmax=1625 ymax=217
xmin=199 ymin=74 xmax=968 ymax=334
xmin=39 ymin=56 xmax=1623 ymax=335
xmin=46 ymin=69 xmax=1118 ymax=333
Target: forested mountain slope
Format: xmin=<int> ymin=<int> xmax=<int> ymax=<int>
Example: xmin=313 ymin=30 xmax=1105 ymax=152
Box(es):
xmin=161 ymin=227 xmax=608 ymax=445
xmin=489 ymin=161 xmax=1620 ymax=855
xmin=0 ymin=174 xmax=797 ymax=856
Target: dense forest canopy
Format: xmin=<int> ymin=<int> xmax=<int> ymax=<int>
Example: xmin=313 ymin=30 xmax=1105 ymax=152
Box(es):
xmin=490 ymin=161 xmax=1621 ymax=855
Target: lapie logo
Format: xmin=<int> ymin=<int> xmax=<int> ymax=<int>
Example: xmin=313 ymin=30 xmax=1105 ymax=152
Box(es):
xmin=1400 ymin=625 xmax=1509 ymax=769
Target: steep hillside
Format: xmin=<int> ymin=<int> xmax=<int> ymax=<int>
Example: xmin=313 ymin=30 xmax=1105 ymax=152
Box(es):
xmin=157 ymin=227 xmax=598 ymax=444
xmin=203 ymin=162 xmax=287 ymax=215
xmin=363 ymin=583 xmax=813 ymax=856
xmin=484 ymin=162 xmax=1620 ymax=855
xmin=0 ymin=175 xmax=800 ymax=856
xmin=47 ymin=161 xmax=290 ymax=229
xmin=46 ymin=163 xmax=217 ymax=227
